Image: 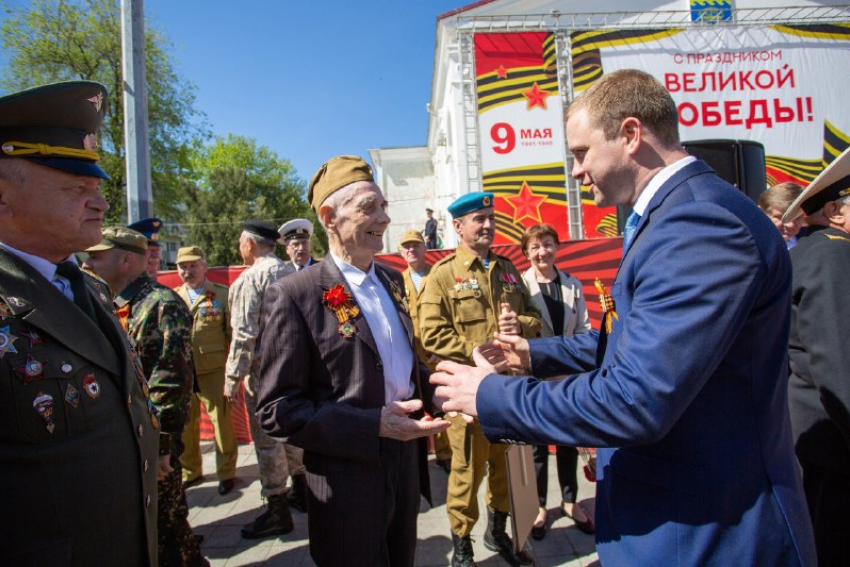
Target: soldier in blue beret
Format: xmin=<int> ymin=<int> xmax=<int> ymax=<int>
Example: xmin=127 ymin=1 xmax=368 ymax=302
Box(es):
xmin=420 ymin=190 xmax=541 ymax=566
xmin=0 ymin=82 xmax=159 ymax=565
xmin=128 ymin=217 xmax=164 ymax=277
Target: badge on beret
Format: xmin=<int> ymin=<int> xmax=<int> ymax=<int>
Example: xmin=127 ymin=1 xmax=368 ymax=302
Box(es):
xmin=87 ymin=92 xmax=104 ymax=113
xmin=32 ymin=392 xmax=56 ymax=433
xmin=0 ymin=325 xmax=19 ymax=359
xmin=483 ymin=196 xmax=492 ymax=206
xmin=15 ymin=354 xmax=46 ymax=384
xmin=83 ymin=374 xmax=101 ymax=399
xmin=65 ymin=383 xmax=80 ymax=408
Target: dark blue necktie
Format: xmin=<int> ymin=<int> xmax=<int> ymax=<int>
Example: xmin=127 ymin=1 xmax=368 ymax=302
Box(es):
xmin=623 ymin=210 xmax=641 ymax=253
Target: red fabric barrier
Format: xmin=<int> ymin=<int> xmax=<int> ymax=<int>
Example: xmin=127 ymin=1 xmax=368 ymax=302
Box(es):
xmin=158 ymin=239 xmax=621 ymax=443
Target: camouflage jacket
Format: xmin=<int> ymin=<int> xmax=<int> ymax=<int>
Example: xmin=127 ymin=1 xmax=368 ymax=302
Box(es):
xmin=225 ymin=252 xmax=289 ymax=394
xmin=116 ymin=273 xmax=195 ymax=455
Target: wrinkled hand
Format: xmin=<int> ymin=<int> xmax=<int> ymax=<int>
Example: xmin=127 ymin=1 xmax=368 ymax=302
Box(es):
xmin=477 ymin=332 xmax=531 ymax=372
xmin=158 ymin=454 xmax=174 ymax=481
xmin=430 ymin=356 xmax=494 ymax=421
xmin=379 ymin=399 xmax=451 ymax=441
xmin=497 ymin=303 xmax=520 ymax=335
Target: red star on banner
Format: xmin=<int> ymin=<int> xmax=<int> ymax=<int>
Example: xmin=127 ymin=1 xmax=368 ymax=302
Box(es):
xmin=495 ymin=65 xmax=508 ymax=79
xmin=523 ymin=82 xmax=551 ymax=110
xmin=506 ymin=182 xmax=546 ymax=224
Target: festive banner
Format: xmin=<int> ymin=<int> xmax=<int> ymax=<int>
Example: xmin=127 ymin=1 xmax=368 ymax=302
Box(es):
xmin=475 ymin=32 xmax=578 ymax=243
xmin=571 ymin=24 xmax=850 ymax=186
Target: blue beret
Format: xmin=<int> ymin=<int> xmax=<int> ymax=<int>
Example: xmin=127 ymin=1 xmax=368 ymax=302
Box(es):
xmin=127 ymin=217 xmax=163 ymax=246
xmin=447 ymin=192 xmax=495 ymax=218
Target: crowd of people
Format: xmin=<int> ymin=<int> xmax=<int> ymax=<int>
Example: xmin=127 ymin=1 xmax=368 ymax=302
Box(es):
xmin=1 ymin=69 xmax=847 ymax=567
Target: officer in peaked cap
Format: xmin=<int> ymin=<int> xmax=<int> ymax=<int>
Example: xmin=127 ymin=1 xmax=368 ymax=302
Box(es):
xmin=0 ymin=82 xmax=159 ymax=565
xmin=784 ymin=146 xmax=850 ymax=565
xmin=128 ymin=217 xmax=164 ymax=277
xmin=278 ymin=218 xmax=317 ymax=274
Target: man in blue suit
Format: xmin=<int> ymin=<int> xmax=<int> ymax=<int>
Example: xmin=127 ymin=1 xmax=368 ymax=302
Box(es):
xmin=430 ymin=69 xmax=816 ymax=566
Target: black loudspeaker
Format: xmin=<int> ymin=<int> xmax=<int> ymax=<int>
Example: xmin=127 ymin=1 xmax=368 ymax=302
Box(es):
xmin=682 ymin=139 xmax=767 ymax=203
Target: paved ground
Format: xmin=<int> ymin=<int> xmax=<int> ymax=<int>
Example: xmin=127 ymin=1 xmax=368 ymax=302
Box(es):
xmin=187 ymin=441 xmax=600 ymax=566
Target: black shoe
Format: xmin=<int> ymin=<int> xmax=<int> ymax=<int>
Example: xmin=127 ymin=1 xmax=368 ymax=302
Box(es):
xmin=240 ymin=494 xmax=294 ymax=539
xmin=183 ymin=476 xmax=204 ymax=489
xmin=218 ymin=479 xmax=235 ymax=495
xmin=483 ymin=508 xmax=534 ymax=566
xmin=451 ymin=533 xmax=476 ymax=567
xmin=287 ymin=474 xmax=308 ymax=513
xmin=530 ymin=524 xmax=546 ymax=540
xmin=562 ymin=503 xmax=595 ymax=535
xmin=436 ymin=458 xmax=452 ymax=474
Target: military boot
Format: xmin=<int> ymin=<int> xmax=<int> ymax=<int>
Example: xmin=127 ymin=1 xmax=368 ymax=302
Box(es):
xmin=287 ymin=474 xmax=308 ymax=513
xmin=483 ymin=508 xmax=534 ymax=566
xmin=240 ymin=494 xmax=294 ymax=539
xmin=451 ymin=532 xmax=476 ymax=567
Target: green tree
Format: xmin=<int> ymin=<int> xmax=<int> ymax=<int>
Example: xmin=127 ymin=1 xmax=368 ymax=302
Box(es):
xmin=184 ymin=134 xmax=319 ymax=267
xmin=0 ymin=0 xmax=204 ymax=222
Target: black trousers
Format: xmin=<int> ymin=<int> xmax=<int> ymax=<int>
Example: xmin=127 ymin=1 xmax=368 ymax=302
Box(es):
xmin=799 ymin=456 xmax=850 ymax=567
xmin=533 ymin=445 xmax=580 ymax=507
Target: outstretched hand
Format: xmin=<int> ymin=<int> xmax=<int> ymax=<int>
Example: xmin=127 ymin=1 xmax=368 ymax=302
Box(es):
xmin=476 ymin=332 xmax=531 ymax=372
xmin=430 ymin=358 xmax=494 ymax=421
xmin=379 ymin=399 xmax=450 ymax=441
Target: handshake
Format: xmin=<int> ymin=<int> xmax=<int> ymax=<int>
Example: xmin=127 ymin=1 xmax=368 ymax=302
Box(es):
xmin=428 ymin=332 xmax=531 ymax=421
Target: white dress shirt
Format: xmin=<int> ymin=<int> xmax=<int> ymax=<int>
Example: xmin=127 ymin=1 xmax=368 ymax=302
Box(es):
xmin=330 ymin=252 xmax=414 ymax=404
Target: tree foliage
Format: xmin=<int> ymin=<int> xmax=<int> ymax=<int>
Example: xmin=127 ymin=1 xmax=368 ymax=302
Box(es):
xmin=184 ymin=134 xmax=319 ymax=268
xmin=0 ymin=0 xmax=204 ymax=222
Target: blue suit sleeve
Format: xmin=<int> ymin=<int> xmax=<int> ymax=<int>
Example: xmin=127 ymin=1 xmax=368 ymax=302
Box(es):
xmin=478 ymin=199 xmax=779 ymax=448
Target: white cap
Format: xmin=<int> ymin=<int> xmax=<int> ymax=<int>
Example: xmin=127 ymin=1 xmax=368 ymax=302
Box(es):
xmin=278 ymin=218 xmax=314 ymax=244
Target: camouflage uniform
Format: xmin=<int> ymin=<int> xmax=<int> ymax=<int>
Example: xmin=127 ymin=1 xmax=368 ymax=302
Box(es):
xmin=419 ymin=246 xmax=541 ymax=538
xmin=116 ymin=273 xmax=205 ymax=567
xmin=225 ymin=252 xmax=303 ymax=496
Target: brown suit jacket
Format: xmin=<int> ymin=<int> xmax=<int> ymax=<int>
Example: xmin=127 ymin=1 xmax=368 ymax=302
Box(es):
xmin=255 ymin=257 xmax=433 ymax=565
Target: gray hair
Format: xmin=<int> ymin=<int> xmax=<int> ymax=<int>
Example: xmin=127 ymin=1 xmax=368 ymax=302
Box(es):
xmin=317 ymin=182 xmax=360 ymax=232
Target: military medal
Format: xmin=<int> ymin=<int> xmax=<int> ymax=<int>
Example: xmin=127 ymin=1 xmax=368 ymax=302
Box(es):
xmin=499 ymin=273 xmax=521 ymax=292
xmin=323 ymin=284 xmax=360 ymax=338
xmin=20 ymin=329 xmax=43 ymax=348
xmin=0 ymin=325 xmax=19 ymax=358
xmin=387 ymin=279 xmax=409 ymax=313
xmin=339 ymin=319 xmax=356 ymax=338
xmin=595 ymin=278 xmax=619 ymax=334
xmin=6 ymin=297 xmax=25 ymax=308
xmin=65 ymin=383 xmax=80 ymax=408
xmin=0 ymin=299 xmax=13 ymax=320
xmin=115 ymin=305 xmax=131 ymax=332
xmin=60 ymin=362 xmax=73 ymax=374
xmin=15 ymin=354 xmax=46 ymax=384
xmin=83 ymin=374 xmax=101 ymax=399
xmin=32 ymin=392 xmax=56 ymax=433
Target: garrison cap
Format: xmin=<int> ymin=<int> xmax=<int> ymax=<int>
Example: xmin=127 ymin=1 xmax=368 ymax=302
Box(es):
xmin=127 ymin=217 xmax=163 ymax=247
xmin=399 ymin=229 xmax=425 ymax=246
xmin=86 ymin=227 xmax=147 ymax=254
xmin=448 ymin=191 xmax=495 ymax=218
xmin=0 ymin=81 xmax=110 ymax=180
xmin=278 ymin=218 xmax=314 ymax=243
xmin=176 ymin=246 xmax=205 ymax=264
xmin=785 ymin=146 xmax=850 ymax=221
xmin=308 ymin=155 xmax=374 ymax=212
xmin=243 ymin=219 xmax=280 ymax=242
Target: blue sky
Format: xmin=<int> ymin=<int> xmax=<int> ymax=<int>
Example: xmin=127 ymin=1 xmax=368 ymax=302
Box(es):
xmin=143 ymin=0 xmax=466 ymax=182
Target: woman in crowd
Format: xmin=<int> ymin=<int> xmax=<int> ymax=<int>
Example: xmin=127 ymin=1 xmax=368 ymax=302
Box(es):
xmin=520 ymin=223 xmax=595 ymax=539
xmin=758 ymin=182 xmax=804 ymax=249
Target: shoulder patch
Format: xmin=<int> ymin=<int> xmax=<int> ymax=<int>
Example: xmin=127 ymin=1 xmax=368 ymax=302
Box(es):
xmin=824 ymin=233 xmax=850 ymax=243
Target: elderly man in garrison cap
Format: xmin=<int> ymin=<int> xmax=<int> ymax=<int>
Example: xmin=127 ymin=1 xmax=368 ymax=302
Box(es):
xmin=254 ymin=156 xmax=450 ymax=567
xmin=419 ymin=192 xmax=541 ymax=567
xmin=784 ymin=147 xmax=850 ymax=567
xmin=224 ymin=220 xmax=300 ymax=538
xmin=0 ymin=82 xmax=159 ymax=565
xmin=128 ymin=217 xmax=165 ymax=277
xmin=173 ymin=246 xmax=238 ymax=496
xmin=83 ymin=228 xmax=204 ymax=566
